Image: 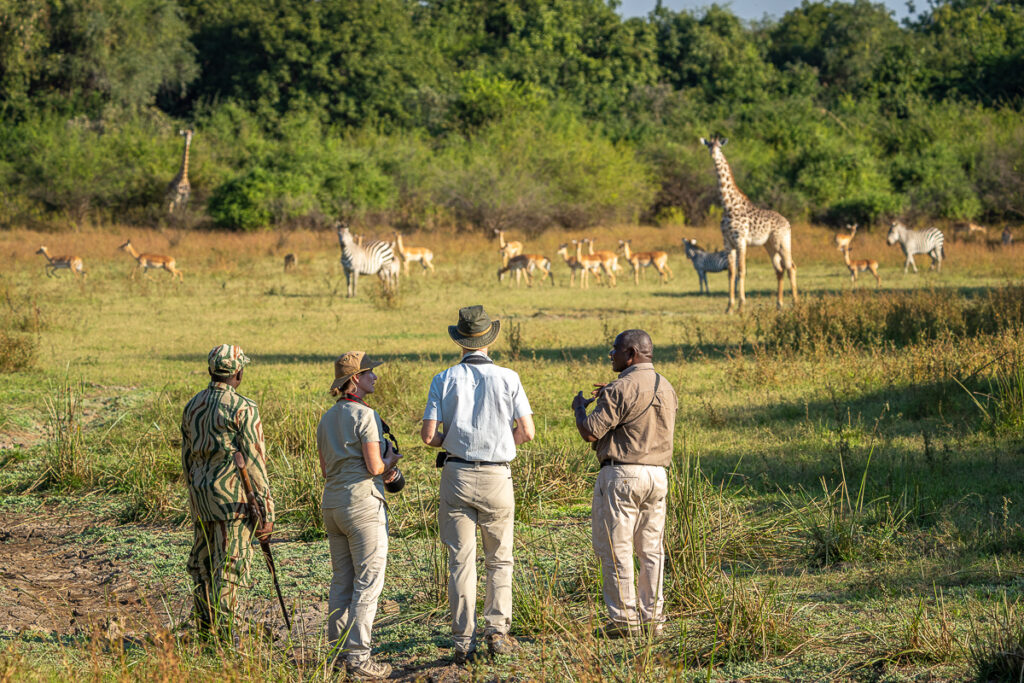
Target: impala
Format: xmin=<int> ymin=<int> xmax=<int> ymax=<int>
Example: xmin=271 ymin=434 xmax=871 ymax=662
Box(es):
xmin=555 ymin=241 xmax=586 ymax=287
xmin=583 ymin=238 xmax=618 ymax=286
xmin=118 ymin=239 xmax=183 ymax=281
xmin=617 ymin=239 xmax=672 ymax=284
xmin=35 ymin=247 xmax=85 ymax=278
xmin=497 ymin=253 xmax=554 ymax=287
xmin=393 ymin=231 xmax=435 ymax=274
xmin=494 ymin=229 xmax=523 ymax=266
xmin=834 ymin=224 xmax=857 ymax=251
xmin=840 ymin=245 xmax=880 ymax=288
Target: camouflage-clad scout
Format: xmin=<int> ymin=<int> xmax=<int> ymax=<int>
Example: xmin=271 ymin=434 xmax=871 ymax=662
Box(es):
xmin=181 ymin=344 xmax=274 ymax=634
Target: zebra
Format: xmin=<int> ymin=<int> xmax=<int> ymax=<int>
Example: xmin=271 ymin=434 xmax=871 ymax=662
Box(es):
xmin=682 ymin=238 xmax=730 ymax=294
xmin=336 ymin=223 xmax=395 ymax=297
xmin=887 ymin=221 xmax=945 ymax=273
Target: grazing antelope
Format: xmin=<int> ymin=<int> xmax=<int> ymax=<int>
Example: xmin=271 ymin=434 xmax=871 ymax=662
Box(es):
xmin=555 ymin=242 xmax=586 ymax=287
xmin=118 ymin=239 xmax=183 ymax=281
xmin=617 ymin=239 xmax=672 ymax=284
xmin=952 ymin=221 xmax=987 ymax=242
xmin=283 ymin=253 xmax=297 ymax=271
xmin=840 ymin=245 xmax=881 ymax=288
xmin=575 ymin=240 xmax=615 ymax=288
xmin=701 ymin=135 xmax=797 ymax=313
xmin=583 ymin=238 xmax=619 ymax=286
xmin=887 ymin=221 xmax=945 ymax=273
xmin=682 ymin=238 xmax=729 ymax=294
xmin=35 ymin=247 xmax=85 ymax=278
xmin=494 ymin=229 xmax=523 ymax=266
xmin=392 ymin=231 xmax=435 ymax=274
xmin=834 ymin=224 xmax=857 ymax=251
xmin=497 ymin=253 xmax=554 ymax=287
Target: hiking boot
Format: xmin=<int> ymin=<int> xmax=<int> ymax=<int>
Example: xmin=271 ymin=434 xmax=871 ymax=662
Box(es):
xmin=453 ymin=647 xmax=483 ymax=666
xmin=346 ymin=657 xmax=392 ymax=680
xmin=641 ymin=621 xmax=665 ymax=638
xmin=486 ymin=632 xmax=519 ymax=656
xmin=596 ymin=620 xmax=640 ymax=639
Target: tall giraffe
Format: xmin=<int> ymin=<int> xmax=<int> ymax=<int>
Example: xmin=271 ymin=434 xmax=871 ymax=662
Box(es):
xmin=701 ymin=135 xmax=797 ymax=313
xmin=167 ymin=128 xmax=193 ymax=214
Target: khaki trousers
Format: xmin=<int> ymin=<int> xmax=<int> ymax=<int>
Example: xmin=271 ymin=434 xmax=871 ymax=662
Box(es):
xmin=187 ymin=517 xmax=255 ymax=634
xmin=439 ymin=461 xmax=515 ymax=651
xmin=591 ymin=464 xmax=668 ymax=627
xmin=323 ymin=495 xmax=389 ymax=664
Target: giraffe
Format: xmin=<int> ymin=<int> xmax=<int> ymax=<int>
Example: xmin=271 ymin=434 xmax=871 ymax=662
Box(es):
xmin=167 ymin=129 xmax=193 ymax=214
xmin=700 ymin=135 xmax=797 ymax=313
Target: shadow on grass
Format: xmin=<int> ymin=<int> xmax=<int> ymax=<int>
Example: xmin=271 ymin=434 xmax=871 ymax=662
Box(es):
xmin=167 ymin=342 xmax=740 ymax=366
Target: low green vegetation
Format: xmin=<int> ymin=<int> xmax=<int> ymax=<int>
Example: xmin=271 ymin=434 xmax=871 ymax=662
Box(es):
xmin=1 ymin=226 xmax=1023 ymax=680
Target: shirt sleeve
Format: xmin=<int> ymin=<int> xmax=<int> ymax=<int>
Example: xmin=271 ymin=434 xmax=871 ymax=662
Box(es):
xmin=354 ymin=408 xmax=382 ymax=444
xmin=511 ymin=373 xmax=532 ymax=420
xmin=581 ymin=382 xmax=623 ymax=440
xmin=423 ymin=374 xmax=442 ymax=421
xmin=238 ymin=401 xmax=275 ymax=525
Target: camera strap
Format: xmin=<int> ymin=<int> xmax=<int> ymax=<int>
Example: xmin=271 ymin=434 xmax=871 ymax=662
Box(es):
xmin=342 ymin=394 xmax=400 ymax=452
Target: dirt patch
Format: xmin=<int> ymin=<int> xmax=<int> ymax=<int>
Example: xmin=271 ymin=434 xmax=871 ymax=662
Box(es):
xmin=0 ymin=511 xmax=175 ymax=636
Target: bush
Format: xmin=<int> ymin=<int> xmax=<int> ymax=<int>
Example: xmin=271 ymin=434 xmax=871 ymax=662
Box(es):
xmin=0 ymin=331 xmax=35 ymax=373
xmin=759 ymin=286 xmax=1024 ymax=353
xmin=207 ymin=167 xmax=274 ymax=231
xmin=431 ymin=109 xmax=655 ymax=232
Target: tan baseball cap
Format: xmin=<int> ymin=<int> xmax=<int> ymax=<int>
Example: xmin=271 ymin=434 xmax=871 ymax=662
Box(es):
xmin=330 ymin=351 xmax=384 ymax=394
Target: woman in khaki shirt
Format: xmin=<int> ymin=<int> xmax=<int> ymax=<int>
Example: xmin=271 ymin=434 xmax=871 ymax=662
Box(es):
xmin=317 ymin=351 xmax=401 ymax=679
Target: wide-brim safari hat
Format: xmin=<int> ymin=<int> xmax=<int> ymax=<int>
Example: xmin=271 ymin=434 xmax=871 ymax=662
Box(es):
xmin=330 ymin=351 xmax=384 ymax=393
xmin=448 ymin=305 xmax=500 ymax=349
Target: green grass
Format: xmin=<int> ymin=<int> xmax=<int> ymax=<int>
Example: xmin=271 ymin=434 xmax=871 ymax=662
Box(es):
xmin=2 ymin=224 xmax=1024 ymax=680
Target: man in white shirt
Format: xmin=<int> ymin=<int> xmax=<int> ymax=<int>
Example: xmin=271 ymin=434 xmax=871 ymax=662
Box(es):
xmin=421 ymin=305 xmax=535 ymax=664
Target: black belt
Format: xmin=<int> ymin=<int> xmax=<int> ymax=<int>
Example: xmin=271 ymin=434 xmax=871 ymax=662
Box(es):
xmin=445 ymin=455 xmax=507 ymax=467
xmin=600 ymin=460 xmax=629 ymax=468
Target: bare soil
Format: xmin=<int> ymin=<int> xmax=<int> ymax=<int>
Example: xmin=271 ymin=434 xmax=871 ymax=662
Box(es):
xmin=0 ymin=510 xmax=170 ymax=637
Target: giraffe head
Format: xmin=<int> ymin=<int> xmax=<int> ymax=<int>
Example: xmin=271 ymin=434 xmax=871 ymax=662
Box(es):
xmin=179 ymin=129 xmax=193 ymax=140
xmin=700 ymin=135 xmax=728 ymax=153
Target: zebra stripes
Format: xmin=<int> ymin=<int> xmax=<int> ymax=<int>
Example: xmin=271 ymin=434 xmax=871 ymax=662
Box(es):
xmin=336 ymin=223 xmax=396 ymax=297
xmin=887 ymin=221 xmax=945 ymax=273
xmin=682 ymin=238 xmax=730 ymax=294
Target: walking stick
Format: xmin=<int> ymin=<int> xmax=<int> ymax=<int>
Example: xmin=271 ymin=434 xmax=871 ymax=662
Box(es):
xmin=233 ymin=451 xmax=291 ymax=632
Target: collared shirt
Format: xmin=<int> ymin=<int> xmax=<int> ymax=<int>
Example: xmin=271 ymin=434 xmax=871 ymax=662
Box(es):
xmin=581 ymin=363 xmax=678 ymax=467
xmin=423 ymin=351 xmax=532 ymax=463
xmin=181 ymin=381 xmax=275 ymax=523
xmin=317 ymin=398 xmax=387 ymax=509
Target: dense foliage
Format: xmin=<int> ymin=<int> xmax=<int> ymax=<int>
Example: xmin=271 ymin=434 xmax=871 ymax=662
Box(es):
xmin=1 ymin=0 xmax=1022 ymax=230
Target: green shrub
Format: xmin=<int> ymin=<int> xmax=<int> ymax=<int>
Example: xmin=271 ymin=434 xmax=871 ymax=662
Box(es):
xmin=207 ymin=167 xmax=275 ymax=231
xmin=0 ymin=331 xmax=35 ymax=373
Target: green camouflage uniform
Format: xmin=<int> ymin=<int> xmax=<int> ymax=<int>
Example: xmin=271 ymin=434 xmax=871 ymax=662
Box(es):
xmin=181 ymin=345 xmax=274 ymax=632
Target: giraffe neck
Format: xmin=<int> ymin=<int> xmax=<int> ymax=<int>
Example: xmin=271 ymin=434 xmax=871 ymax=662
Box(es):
xmin=711 ymin=148 xmax=751 ymax=215
xmin=179 ymin=135 xmax=191 ymax=183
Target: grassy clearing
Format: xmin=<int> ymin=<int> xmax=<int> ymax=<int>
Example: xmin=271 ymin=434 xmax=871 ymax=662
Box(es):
xmin=2 ymin=222 xmax=1024 ymax=680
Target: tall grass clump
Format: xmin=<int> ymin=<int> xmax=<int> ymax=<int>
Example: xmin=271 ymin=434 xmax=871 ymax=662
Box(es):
xmin=760 ymin=286 xmax=1024 ymax=353
xmin=708 ymin=580 xmax=805 ymax=664
xmin=783 ymin=451 xmax=909 ymax=567
xmin=39 ymin=378 xmax=91 ymax=489
xmin=969 ymin=595 xmax=1024 ymax=682
xmin=0 ymin=331 xmax=36 ymax=373
xmin=958 ymin=354 xmax=1024 ymax=436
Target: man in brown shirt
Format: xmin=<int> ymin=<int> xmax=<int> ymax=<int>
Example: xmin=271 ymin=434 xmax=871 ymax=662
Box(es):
xmin=571 ymin=329 xmax=678 ymax=637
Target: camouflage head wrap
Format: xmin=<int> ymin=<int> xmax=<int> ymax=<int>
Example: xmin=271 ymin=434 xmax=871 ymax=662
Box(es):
xmin=208 ymin=344 xmax=251 ymax=376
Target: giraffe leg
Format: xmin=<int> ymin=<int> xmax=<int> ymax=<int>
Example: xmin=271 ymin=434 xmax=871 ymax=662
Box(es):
xmin=725 ymin=251 xmax=737 ymax=313
xmin=736 ymin=245 xmax=748 ymax=313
